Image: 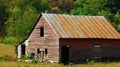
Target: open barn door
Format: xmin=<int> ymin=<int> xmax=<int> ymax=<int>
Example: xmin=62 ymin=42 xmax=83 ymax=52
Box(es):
xmin=61 ymin=46 xmax=70 ymax=64
xmin=21 ymin=45 xmax=25 ymax=55
xmin=17 ymin=45 xmax=26 ymax=59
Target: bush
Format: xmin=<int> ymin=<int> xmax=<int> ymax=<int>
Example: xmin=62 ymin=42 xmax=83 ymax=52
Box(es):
xmin=32 ymin=58 xmax=40 ymax=64
xmin=2 ymin=37 xmax=15 ymax=44
xmin=2 ymin=36 xmax=21 ymax=46
xmin=86 ymin=59 xmax=96 ymax=64
xmin=22 ymin=53 xmax=31 ymax=60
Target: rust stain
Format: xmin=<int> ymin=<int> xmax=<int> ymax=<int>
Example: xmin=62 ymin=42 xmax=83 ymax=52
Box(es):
xmin=42 ymin=13 xmax=120 ymax=39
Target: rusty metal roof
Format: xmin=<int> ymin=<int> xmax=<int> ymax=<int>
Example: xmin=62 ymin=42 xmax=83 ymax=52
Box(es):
xmin=42 ymin=13 xmax=120 ymax=39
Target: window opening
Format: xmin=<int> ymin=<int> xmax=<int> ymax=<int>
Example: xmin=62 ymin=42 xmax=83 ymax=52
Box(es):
xmin=45 ymin=49 xmax=48 ymax=54
xmin=93 ymin=44 xmax=101 ymax=59
xmin=40 ymin=27 xmax=44 ymax=37
xmin=37 ymin=48 xmax=40 ymax=53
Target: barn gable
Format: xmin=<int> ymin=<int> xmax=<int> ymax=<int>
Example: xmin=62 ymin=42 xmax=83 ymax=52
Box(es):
xmin=26 ymin=16 xmax=59 ymax=62
xmin=42 ymin=13 xmax=120 ymax=39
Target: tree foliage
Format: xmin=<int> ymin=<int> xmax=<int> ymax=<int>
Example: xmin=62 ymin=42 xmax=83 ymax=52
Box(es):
xmin=71 ymin=0 xmax=108 ymax=15
xmin=1 ymin=0 xmax=48 ymax=45
xmin=0 ymin=0 xmax=9 ymax=36
xmin=46 ymin=0 xmax=74 ymax=13
xmin=0 ymin=0 xmax=120 ymax=45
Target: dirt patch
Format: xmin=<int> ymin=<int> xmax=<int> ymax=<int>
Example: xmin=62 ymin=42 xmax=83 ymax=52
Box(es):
xmin=7 ymin=58 xmax=17 ymax=62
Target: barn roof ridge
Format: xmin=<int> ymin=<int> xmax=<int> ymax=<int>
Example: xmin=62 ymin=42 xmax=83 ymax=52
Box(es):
xmin=42 ymin=13 xmax=104 ymax=17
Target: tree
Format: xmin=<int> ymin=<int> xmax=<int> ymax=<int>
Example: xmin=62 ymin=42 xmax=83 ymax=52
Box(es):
xmin=5 ymin=4 xmax=38 ymax=45
xmin=46 ymin=0 xmax=74 ymax=13
xmin=106 ymin=0 xmax=120 ymax=14
xmin=114 ymin=11 xmax=120 ymax=31
xmin=4 ymin=0 xmax=49 ymax=45
xmin=0 ymin=1 xmax=9 ymax=36
xmin=32 ymin=0 xmax=49 ymax=13
xmin=70 ymin=0 xmax=108 ymax=15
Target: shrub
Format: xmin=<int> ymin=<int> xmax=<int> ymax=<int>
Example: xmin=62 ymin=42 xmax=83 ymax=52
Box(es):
xmin=32 ymin=58 xmax=40 ymax=64
xmin=58 ymin=62 xmax=64 ymax=66
xmin=86 ymin=59 xmax=96 ymax=64
xmin=69 ymin=62 xmax=74 ymax=66
xmin=22 ymin=53 xmax=31 ymax=60
xmin=2 ymin=37 xmax=15 ymax=44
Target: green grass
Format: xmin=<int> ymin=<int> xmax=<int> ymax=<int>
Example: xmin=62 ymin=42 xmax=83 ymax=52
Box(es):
xmin=0 ymin=44 xmax=120 ymax=67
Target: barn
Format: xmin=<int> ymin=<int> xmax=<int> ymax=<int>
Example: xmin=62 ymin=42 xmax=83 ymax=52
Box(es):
xmin=17 ymin=13 xmax=120 ymax=63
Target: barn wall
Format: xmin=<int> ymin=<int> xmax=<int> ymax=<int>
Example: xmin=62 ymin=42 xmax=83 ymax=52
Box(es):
xmin=59 ymin=38 xmax=120 ymax=61
xmin=27 ymin=16 xmax=59 ymax=62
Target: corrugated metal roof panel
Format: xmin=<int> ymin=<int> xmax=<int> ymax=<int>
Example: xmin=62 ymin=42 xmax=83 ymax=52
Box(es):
xmin=42 ymin=13 xmax=120 ymax=39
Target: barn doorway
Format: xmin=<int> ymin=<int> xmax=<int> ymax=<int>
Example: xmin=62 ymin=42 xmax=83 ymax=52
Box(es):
xmin=61 ymin=46 xmax=70 ymax=64
xmin=21 ymin=45 xmax=25 ymax=55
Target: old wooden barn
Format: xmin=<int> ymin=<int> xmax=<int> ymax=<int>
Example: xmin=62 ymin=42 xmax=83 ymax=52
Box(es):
xmin=17 ymin=13 xmax=120 ymax=63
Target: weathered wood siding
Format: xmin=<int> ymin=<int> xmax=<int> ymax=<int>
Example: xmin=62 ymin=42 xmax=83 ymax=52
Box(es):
xmin=27 ymin=16 xmax=59 ymax=62
xmin=60 ymin=38 xmax=120 ymax=61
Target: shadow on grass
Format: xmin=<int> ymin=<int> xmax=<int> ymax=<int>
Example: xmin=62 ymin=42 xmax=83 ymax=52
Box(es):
xmin=61 ymin=57 xmax=120 ymax=65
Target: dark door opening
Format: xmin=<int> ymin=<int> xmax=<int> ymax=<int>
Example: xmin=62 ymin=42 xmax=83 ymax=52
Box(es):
xmin=21 ymin=45 xmax=25 ymax=55
xmin=61 ymin=46 xmax=70 ymax=64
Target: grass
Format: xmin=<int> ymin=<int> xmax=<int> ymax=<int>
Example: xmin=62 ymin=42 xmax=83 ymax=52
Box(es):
xmin=0 ymin=61 xmax=64 ymax=67
xmin=0 ymin=44 xmax=120 ymax=67
xmin=0 ymin=44 xmax=16 ymax=62
xmin=0 ymin=61 xmax=120 ymax=67
xmin=0 ymin=44 xmax=15 ymax=57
